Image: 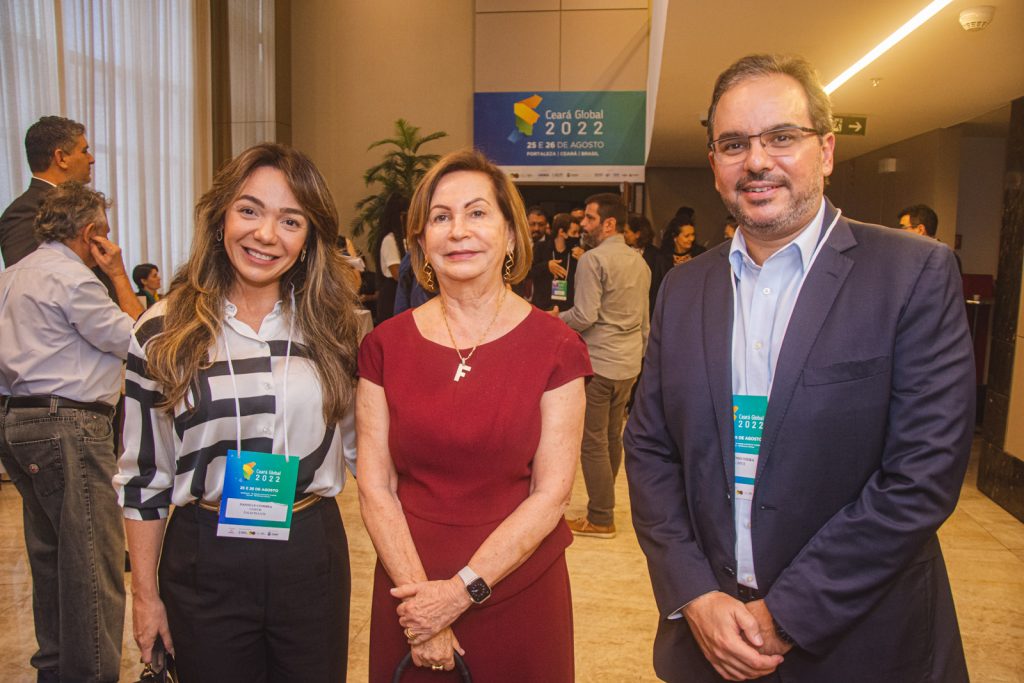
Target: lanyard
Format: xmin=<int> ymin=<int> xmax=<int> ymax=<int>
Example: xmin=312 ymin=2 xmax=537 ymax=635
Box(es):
xmin=222 ymin=289 xmax=297 ymax=460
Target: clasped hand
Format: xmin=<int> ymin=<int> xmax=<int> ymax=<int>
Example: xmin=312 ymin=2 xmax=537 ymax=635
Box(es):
xmin=392 ymin=576 xmax=472 ymax=644
xmin=683 ymin=592 xmax=789 ymax=681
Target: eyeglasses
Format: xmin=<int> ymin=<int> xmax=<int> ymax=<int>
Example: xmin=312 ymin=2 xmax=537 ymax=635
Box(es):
xmin=708 ymin=126 xmax=820 ymax=161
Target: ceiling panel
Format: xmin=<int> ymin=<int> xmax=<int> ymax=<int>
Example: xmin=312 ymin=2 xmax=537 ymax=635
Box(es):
xmin=649 ymin=0 xmax=1024 ymax=166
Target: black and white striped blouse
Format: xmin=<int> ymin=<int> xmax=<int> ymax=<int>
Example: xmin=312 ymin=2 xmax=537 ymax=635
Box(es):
xmin=115 ymin=298 xmax=359 ymax=521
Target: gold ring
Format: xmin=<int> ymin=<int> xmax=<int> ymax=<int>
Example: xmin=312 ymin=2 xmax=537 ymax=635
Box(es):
xmin=431 ymin=664 xmax=444 ymax=671
xmin=404 ymin=627 xmax=415 ymax=642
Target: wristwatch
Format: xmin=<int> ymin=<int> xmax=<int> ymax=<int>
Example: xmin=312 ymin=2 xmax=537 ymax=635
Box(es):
xmin=457 ymin=566 xmax=492 ymax=604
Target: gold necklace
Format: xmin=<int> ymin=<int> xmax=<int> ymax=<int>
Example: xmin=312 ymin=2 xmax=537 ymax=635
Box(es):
xmin=439 ymin=285 xmax=507 ymax=382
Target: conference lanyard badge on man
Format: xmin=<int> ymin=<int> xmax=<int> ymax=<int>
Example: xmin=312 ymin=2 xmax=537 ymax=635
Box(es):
xmin=733 ymin=394 xmax=767 ymax=500
xmin=217 ymin=449 xmax=299 ymax=541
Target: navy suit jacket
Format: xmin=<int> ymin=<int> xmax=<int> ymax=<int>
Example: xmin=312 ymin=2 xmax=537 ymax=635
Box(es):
xmin=624 ymin=200 xmax=974 ymax=682
xmin=0 ymin=177 xmax=51 ymax=266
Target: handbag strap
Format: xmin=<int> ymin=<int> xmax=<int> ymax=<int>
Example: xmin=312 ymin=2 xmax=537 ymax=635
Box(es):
xmin=392 ymin=651 xmax=472 ymax=682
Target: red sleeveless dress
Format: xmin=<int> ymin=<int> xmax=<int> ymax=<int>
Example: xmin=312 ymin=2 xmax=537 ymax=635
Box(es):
xmin=358 ymin=308 xmax=592 ymax=682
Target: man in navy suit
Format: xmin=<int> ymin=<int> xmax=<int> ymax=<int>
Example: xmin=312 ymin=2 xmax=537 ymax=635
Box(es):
xmin=1 ymin=116 xmax=95 ymax=266
xmin=624 ymin=54 xmax=974 ymax=682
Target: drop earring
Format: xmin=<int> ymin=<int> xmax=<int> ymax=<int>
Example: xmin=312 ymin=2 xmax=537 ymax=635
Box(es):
xmin=423 ymin=262 xmax=435 ymax=291
xmin=503 ymin=250 xmax=514 ymax=282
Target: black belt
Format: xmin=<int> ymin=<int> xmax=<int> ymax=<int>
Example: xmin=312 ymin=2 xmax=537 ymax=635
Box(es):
xmin=1 ymin=395 xmax=114 ymax=416
xmin=736 ymin=584 xmax=763 ymax=602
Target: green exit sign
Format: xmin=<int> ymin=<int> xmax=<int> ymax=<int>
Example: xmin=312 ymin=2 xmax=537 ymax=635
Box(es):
xmin=833 ymin=116 xmax=867 ymax=136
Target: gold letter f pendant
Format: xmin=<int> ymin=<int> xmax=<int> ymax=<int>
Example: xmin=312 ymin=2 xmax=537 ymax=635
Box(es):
xmin=453 ymin=362 xmax=471 ymax=382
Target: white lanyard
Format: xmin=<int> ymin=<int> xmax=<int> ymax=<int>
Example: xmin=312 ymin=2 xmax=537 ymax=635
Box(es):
xmin=730 ymin=208 xmax=842 ymax=398
xmin=222 ymin=290 xmax=297 ymax=460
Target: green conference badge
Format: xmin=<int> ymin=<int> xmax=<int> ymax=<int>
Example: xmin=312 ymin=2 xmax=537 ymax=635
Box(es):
xmin=217 ymin=449 xmax=299 ymax=541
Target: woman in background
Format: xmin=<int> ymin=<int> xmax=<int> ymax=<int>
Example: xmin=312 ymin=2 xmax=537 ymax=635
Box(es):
xmin=132 ymin=262 xmax=161 ymax=308
xmin=661 ymin=206 xmax=706 ymax=265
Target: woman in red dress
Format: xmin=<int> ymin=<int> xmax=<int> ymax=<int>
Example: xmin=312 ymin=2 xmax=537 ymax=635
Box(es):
xmin=357 ymin=149 xmax=591 ymax=681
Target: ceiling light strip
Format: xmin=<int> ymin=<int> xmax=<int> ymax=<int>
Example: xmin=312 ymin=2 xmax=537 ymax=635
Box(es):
xmin=824 ymin=0 xmax=954 ymax=95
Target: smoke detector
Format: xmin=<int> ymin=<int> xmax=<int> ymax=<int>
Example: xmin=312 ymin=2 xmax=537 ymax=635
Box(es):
xmin=959 ymin=6 xmax=995 ymax=32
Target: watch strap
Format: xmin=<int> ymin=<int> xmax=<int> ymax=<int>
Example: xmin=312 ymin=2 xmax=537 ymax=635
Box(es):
xmin=457 ymin=566 xmax=480 ymax=586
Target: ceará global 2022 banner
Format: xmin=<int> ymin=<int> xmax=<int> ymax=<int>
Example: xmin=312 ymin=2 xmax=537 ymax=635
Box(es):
xmin=474 ymin=91 xmax=645 ymax=183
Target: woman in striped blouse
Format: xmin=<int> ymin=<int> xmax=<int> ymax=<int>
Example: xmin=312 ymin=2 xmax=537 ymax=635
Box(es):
xmin=114 ymin=143 xmax=364 ymax=682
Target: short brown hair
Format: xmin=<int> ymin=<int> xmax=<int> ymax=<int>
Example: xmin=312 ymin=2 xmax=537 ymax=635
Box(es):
xmin=585 ymin=192 xmax=627 ymax=233
xmin=34 ymin=181 xmax=109 ymax=243
xmin=406 ymin=149 xmax=532 ymax=292
xmin=707 ymin=54 xmax=833 ymax=144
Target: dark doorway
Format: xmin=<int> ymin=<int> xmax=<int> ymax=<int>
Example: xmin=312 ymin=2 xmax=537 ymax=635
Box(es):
xmin=517 ymin=184 xmax=620 ymax=219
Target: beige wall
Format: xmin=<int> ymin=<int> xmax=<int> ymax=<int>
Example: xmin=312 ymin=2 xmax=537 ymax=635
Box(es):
xmin=644 ymin=166 xmax=728 ymax=249
xmin=291 ymin=1 xmax=652 ymax=253
xmin=956 ymin=136 xmax=1006 ymax=276
xmin=475 ymin=1 xmax=649 ymax=94
xmin=828 ymin=127 xmax=962 ymax=247
xmin=290 ymin=1 xmax=475 ymax=249
xmin=828 ymin=126 xmax=1007 ymax=277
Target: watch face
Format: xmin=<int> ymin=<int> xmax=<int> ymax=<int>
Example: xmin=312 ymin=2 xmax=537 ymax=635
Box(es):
xmin=467 ymin=577 xmax=491 ymax=604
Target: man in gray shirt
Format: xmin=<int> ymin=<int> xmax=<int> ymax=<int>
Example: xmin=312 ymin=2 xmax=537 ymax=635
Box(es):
xmin=559 ymin=193 xmax=650 ymax=538
xmin=0 ymin=182 xmax=142 ymax=683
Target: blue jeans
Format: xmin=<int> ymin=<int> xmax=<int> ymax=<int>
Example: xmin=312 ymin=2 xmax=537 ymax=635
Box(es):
xmin=0 ymin=403 xmax=125 ymax=683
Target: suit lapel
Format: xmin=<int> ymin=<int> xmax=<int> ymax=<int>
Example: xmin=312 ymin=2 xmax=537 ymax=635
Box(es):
xmin=756 ymin=205 xmax=857 ymax=477
xmin=703 ymin=249 xmax=736 ymax=485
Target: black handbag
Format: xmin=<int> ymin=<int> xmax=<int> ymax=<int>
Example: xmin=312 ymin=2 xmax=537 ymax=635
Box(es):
xmin=392 ymin=651 xmax=472 ymax=682
xmin=134 ymin=636 xmax=178 ymax=683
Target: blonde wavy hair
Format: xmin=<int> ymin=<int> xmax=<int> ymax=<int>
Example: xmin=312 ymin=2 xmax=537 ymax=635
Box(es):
xmin=145 ymin=143 xmax=360 ymax=425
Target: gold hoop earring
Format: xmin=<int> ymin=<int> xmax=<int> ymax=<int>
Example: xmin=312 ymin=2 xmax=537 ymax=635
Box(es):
xmin=300 ymin=246 xmax=307 ymax=263
xmin=423 ymin=262 xmax=435 ymax=291
xmin=503 ymin=250 xmax=514 ymax=282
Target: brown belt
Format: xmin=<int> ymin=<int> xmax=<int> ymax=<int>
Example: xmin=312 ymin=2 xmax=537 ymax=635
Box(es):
xmin=195 ymin=494 xmax=323 ymax=514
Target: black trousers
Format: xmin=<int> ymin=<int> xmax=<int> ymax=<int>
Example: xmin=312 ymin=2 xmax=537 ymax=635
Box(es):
xmin=159 ymin=497 xmax=350 ymax=683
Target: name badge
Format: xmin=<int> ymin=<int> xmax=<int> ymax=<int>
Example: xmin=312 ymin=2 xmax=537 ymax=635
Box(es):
xmin=218 ymin=450 xmax=299 ymax=541
xmin=732 ymin=394 xmax=767 ymax=501
xmin=551 ymin=279 xmax=568 ymax=302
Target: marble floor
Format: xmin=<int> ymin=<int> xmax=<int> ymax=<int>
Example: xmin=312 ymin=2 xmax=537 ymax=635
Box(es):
xmin=1 ymin=442 xmax=1022 ymax=682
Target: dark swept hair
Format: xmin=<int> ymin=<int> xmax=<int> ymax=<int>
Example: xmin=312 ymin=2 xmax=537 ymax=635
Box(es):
xmin=25 ymin=116 xmax=86 ymax=173
xmin=526 ymin=205 xmax=549 ymax=220
xmin=34 ymin=181 xmax=109 ymax=243
xmin=146 ymin=142 xmax=361 ymax=425
xmin=406 ymin=148 xmax=532 ymax=292
xmin=627 ymin=213 xmax=655 ymax=248
xmin=899 ymin=204 xmax=938 ymax=237
xmin=585 ymin=192 xmax=627 ymax=233
xmin=132 ymin=263 xmax=158 ymax=292
xmin=707 ymin=54 xmax=833 ymax=144
xmin=552 ymin=212 xmax=574 ymax=235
